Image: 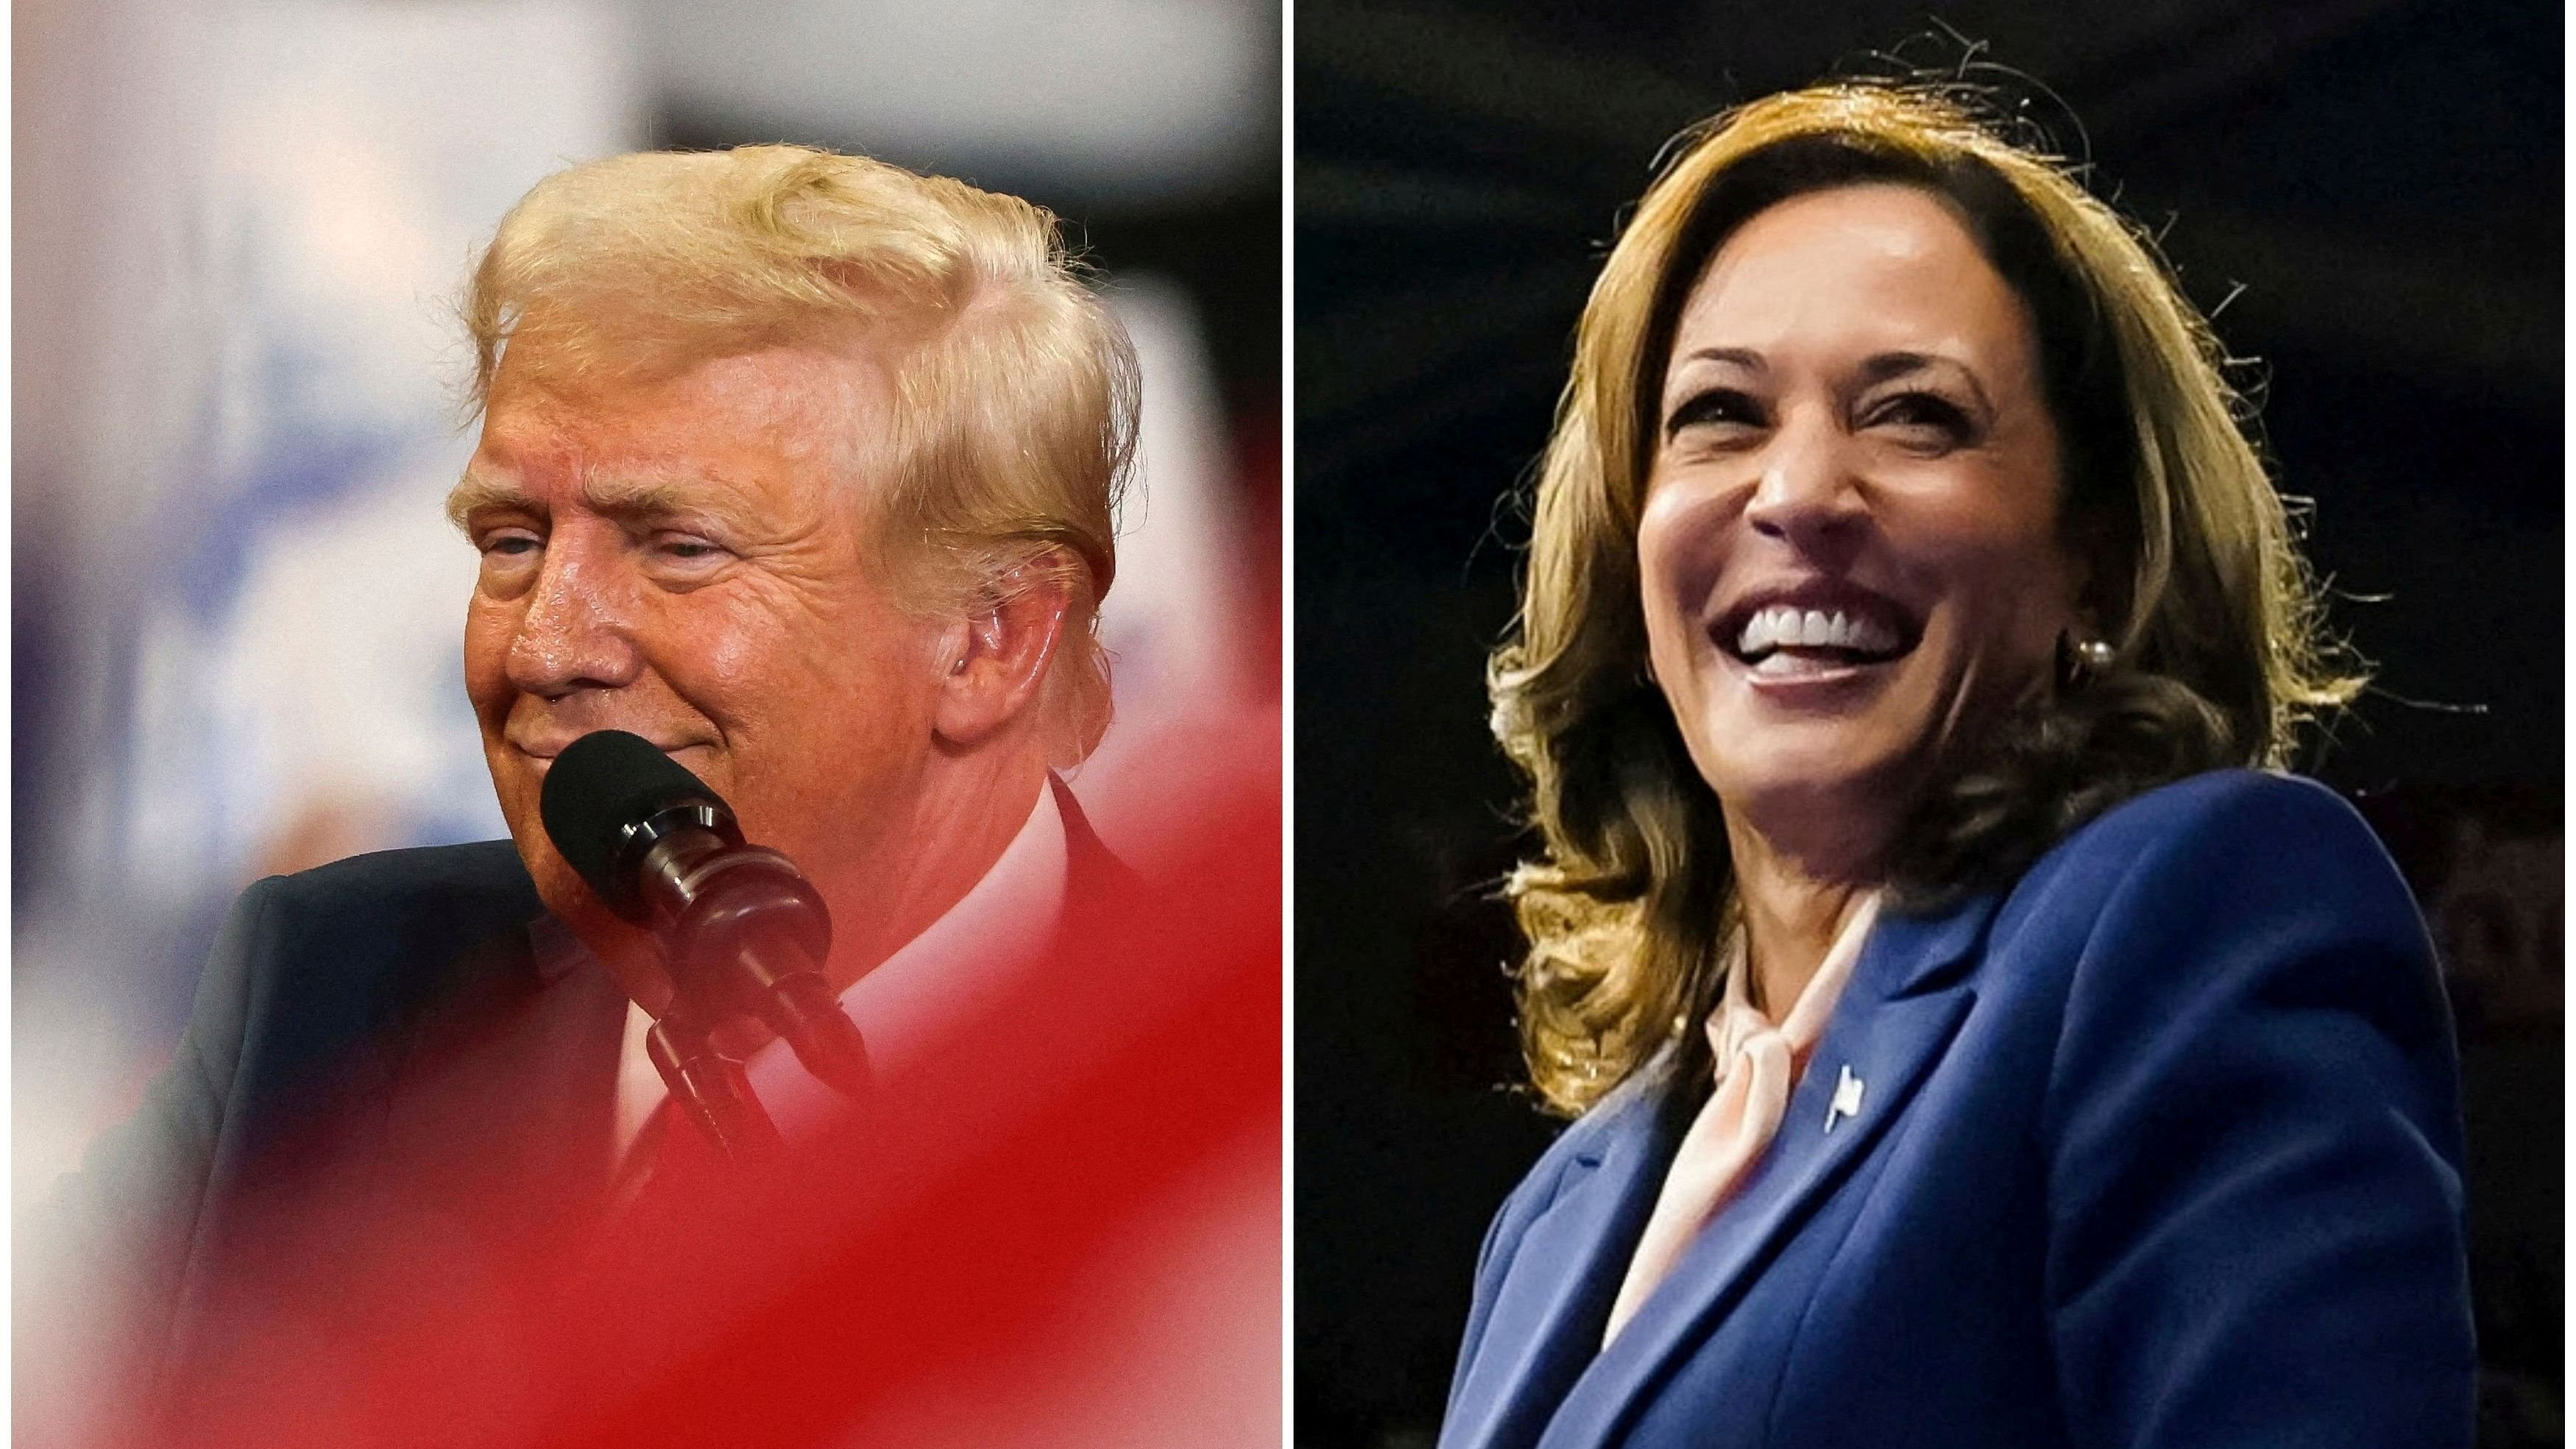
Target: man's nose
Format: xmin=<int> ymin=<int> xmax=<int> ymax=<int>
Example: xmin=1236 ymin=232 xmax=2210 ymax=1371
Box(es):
xmin=506 ymin=527 xmax=643 ymax=698
xmin=1742 ymin=408 xmax=1868 ymax=552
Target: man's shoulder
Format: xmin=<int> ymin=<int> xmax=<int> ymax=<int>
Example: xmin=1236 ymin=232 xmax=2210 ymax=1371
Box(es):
xmin=255 ymin=837 xmax=539 ymax=926
xmin=210 ymin=840 xmax=545 ymax=1065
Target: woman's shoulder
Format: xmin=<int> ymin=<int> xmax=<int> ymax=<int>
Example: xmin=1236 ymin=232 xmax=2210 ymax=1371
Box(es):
xmin=2044 ymin=766 xmax=2368 ymax=858
xmin=1488 ymin=1065 xmax=1664 ymax=1223
xmin=1981 ymin=767 xmax=2445 ymax=1071
xmin=2006 ymin=768 xmax=2414 ymax=928
xmin=2001 ymin=776 xmax=2471 ymax=1442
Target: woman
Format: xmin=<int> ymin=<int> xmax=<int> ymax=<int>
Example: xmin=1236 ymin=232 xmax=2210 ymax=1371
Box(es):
xmin=1443 ymin=84 xmax=2473 ymax=1449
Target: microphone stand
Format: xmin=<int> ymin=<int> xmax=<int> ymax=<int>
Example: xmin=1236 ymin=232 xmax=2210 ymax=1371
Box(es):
xmin=645 ymin=1009 xmax=783 ymax=1163
xmin=539 ymin=732 xmax=875 ymax=1163
xmin=639 ymin=823 xmax=877 ymax=1105
xmin=641 ymin=836 xmax=877 ymax=1164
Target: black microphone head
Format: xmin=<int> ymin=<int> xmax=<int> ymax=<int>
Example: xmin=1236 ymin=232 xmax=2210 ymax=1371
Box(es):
xmin=539 ymin=730 xmax=736 ymax=917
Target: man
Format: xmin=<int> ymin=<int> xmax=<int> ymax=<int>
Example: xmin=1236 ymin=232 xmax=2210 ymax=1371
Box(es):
xmin=23 ymin=144 xmax=1142 ymax=1442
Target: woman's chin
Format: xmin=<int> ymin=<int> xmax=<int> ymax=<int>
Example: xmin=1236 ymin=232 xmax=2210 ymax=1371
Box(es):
xmin=1695 ymin=713 xmax=1924 ymax=842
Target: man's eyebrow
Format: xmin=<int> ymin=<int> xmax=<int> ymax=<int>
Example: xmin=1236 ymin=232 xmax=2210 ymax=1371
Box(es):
xmin=442 ymin=468 xmax=741 ymax=531
xmin=578 ymin=470 xmax=711 ymax=519
xmin=445 ymin=470 xmax=531 ymax=531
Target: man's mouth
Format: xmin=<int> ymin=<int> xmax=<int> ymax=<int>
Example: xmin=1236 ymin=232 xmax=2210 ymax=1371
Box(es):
xmin=508 ymin=731 xmax=710 ymax=763
xmin=1715 ymin=593 xmax=1919 ymax=677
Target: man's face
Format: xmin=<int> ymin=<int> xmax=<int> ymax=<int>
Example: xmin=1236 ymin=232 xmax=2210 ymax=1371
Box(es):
xmin=456 ymin=345 xmax=944 ymax=967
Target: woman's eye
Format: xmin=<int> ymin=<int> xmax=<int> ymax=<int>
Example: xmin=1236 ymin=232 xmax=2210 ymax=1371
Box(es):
xmin=1666 ymin=388 xmax=1766 ymax=440
xmin=1865 ymin=392 xmax=1973 ymax=446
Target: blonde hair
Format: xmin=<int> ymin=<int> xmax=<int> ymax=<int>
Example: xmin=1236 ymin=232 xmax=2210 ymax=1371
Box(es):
xmin=1490 ymin=83 xmax=2361 ymax=1116
xmin=463 ymin=145 xmax=1138 ymax=763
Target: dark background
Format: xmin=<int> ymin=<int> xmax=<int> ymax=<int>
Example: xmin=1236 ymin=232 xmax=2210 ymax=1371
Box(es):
xmin=1294 ymin=3 xmax=2561 ymax=1445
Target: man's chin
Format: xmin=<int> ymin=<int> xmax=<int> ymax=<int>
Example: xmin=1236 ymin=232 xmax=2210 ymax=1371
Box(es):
xmin=522 ymin=843 xmax=606 ymax=927
xmin=524 ymin=855 xmax=673 ymax=1011
xmin=510 ymin=825 xmax=616 ymax=932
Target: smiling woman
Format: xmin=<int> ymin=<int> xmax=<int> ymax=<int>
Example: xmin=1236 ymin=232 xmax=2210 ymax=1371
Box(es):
xmin=1444 ymin=83 xmax=2473 ymax=1449
xmin=1638 ymin=184 xmax=2081 ymax=895
xmin=1492 ymin=90 xmax=2357 ymax=1113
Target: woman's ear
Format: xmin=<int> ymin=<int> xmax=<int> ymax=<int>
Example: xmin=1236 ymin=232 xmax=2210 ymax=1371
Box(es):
xmin=933 ymin=558 xmax=1074 ymax=748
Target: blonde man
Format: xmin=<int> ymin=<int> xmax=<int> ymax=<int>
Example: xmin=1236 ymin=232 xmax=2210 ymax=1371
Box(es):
xmin=31 ymin=146 xmax=1141 ymax=1439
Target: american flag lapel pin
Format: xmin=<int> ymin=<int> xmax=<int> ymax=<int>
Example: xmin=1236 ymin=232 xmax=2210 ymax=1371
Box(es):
xmin=1825 ymin=1063 xmax=1864 ymax=1133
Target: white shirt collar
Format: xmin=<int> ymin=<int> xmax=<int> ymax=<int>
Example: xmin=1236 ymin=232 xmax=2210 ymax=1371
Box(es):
xmin=612 ymin=779 xmax=1069 ymax=1162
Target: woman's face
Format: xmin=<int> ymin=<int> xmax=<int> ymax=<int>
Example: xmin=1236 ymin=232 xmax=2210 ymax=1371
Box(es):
xmin=1638 ymin=183 xmax=2083 ymax=866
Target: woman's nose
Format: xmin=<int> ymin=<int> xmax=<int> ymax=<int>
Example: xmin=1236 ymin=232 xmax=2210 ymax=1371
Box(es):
xmin=505 ymin=528 xmax=643 ymax=698
xmin=1742 ymin=413 xmax=1867 ymax=550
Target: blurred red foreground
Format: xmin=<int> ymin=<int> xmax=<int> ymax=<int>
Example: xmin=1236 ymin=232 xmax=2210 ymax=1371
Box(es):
xmin=121 ymin=765 xmax=1280 ymax=1449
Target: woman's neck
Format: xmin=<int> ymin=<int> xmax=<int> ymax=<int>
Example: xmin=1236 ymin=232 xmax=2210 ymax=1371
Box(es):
xmin=1725 ymin=812 xmax=1883 ymax=1016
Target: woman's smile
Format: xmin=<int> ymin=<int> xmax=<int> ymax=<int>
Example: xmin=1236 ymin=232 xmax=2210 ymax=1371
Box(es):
xmin=1711 ymin=580 xmax=1920 ymax=692
xmin=1638 ymin=183 xmax=2081 ymax=862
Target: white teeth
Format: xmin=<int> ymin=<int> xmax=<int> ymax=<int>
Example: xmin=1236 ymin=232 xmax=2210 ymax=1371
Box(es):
xmin=1752 ymin=649 xmax=1818 ymax=677
xmin=1733 ymin=603 xmax=1903 ymax=659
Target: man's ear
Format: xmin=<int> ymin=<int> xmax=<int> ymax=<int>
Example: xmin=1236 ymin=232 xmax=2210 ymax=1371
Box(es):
xmin=933 ymin=559 xmax=1073 ymax=748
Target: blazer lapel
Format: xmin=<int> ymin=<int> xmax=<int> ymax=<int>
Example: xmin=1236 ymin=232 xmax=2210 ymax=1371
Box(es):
xmin=1447 ymin=1083 xmax=1677 ymax=1449
xmin=1538 ymin=891 xmax=1999 ymax=1449
xmin=369 ymin=915 xmax=631 ymax=1244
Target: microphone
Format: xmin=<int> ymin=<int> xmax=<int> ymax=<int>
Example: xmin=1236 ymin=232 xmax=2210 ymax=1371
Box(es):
xmin=539 ymin=730 xmax=875 ymax=1136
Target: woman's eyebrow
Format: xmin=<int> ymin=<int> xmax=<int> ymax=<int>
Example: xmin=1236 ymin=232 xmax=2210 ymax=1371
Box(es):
xmin=1677 ymin=346 xmax=1767 ymax=372
xmin=1662 ymin=348 xmax=1767 ymax=419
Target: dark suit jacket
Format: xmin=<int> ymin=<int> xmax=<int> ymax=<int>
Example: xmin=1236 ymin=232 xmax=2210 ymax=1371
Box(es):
xmin=1441 ymin=771 xmax=2474 ymax=1449
xmin=20 ymin=775 xmax=1128 ymax=1441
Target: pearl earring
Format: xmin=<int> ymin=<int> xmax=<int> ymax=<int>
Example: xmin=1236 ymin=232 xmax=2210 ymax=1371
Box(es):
xmin=2057 ymin=630 xmax=2115 ymax=688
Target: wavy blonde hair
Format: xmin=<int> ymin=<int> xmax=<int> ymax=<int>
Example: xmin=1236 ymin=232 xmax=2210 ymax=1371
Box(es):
xmin=461 ymin=145 xmax=1138 ymax=763
xmin=1490 ymin=84 xmax=2361 ymax=1116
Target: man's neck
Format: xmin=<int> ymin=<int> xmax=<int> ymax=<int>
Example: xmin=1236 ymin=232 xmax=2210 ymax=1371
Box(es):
xmin=611 ymin=773 xmax=1069 ymax=1163
xmin=821 ymin=754 xmax=1050 ymax=996
xmin=571 ymin=745 xmax=1054 ymax=1040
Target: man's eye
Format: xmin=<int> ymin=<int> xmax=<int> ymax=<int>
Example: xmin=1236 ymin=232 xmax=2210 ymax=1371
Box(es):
xmin=657 ymin=538 xmax=725 ymax=561
xmin=481 ymin=533 xmax=541 ymax=558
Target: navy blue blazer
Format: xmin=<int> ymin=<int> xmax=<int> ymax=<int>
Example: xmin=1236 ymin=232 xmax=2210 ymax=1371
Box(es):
xmin=1442 ymin=770 xmax=2474 ymax=1449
